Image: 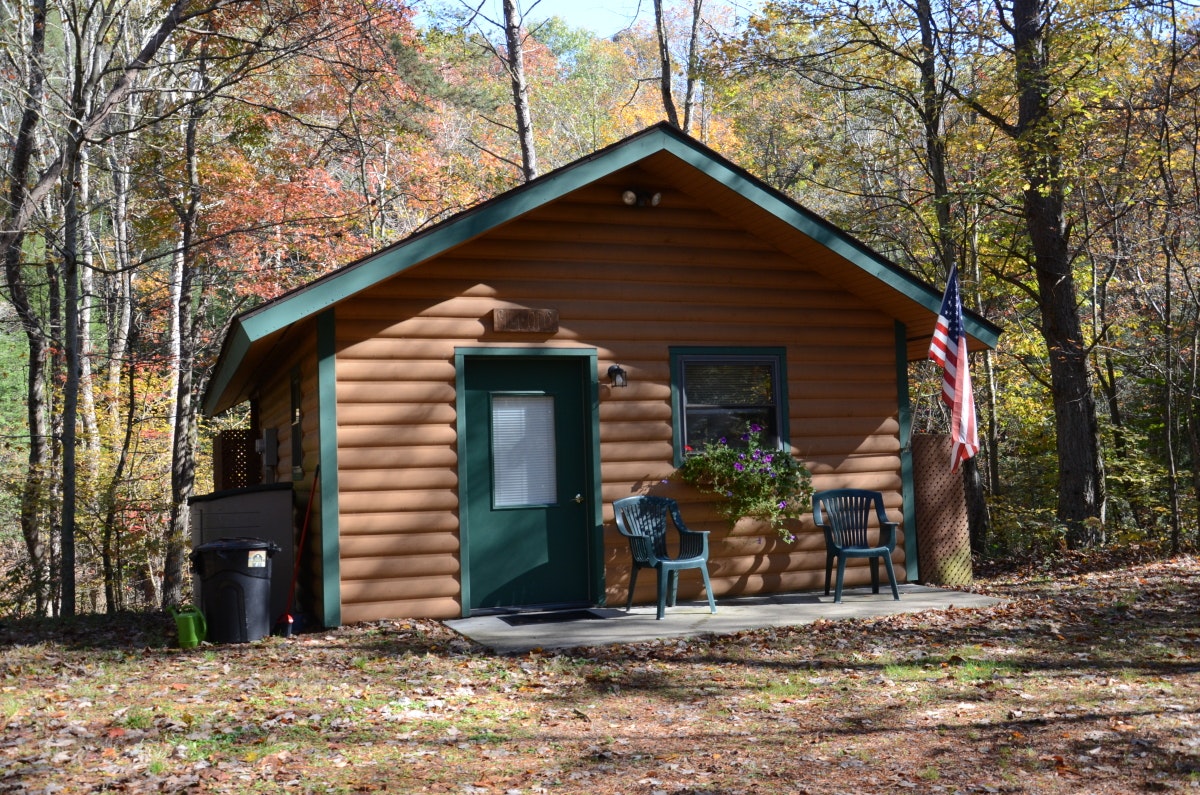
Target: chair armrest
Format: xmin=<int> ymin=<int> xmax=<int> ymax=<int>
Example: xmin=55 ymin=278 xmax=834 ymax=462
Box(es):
xmin=676 ymin=527 xmax=709 ymax=559
xmin=626 ymin=534 xmax=657 ymax=566
xmin=880 ymin=521 xmax=899 ymax=551
xmin=815 ymin=521 xmax=839 ymax=550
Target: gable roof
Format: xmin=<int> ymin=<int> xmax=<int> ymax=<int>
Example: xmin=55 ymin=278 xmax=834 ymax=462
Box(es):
xmin=203 ymin=122 xmax=1000 ymax=416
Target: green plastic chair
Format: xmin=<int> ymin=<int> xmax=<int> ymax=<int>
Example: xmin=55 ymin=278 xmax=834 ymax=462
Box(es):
xmin=613 ymin=495 xmax=717 ymax=620
xmin=812 ymin=489 xmax=901 ymax=603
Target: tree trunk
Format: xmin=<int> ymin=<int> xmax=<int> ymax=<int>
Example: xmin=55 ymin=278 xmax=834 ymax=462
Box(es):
xmin=1187 ymin=342 xmax=1200 ymax=541
xmin=78 ymin=151 xmax=102 ymax=479
xmin=103 ymin=323 xmax=140 ymax=613
xmin=101 ymin=137 xmax=138 ymax=609
xmin=162 ymin=62 xmax=207 ymax=608
xmin=1010 ymin=0 xmax=1105 ymax=546
xmin=916 ymin=0 xmax=952 ymax=277
xmin=1152 ymin=17 xmax=1183 ymax=553
xmin=2 ymin=0 xmax=53 ymax=615
xmin=966 ymin=251 xmax=995 ymax=554
xmin=1032 ymin=242 xmax=1106 ymax=546
xmin=502 ymin=0 xmax=537 ymax=181
xmin=653 ymin=0 xmax=680 ymax=128
xmin=162 ymin=229 xmax=196 ymax=608
xmin=47 ymin=233 xmax=64 ymax=616
xmin=61 ymin=134 xmax=84 ymax=617
xmin=15 ymin=330 xmax=52 ymax=614
xmin=963 ymin=457 xmax=989 ymax=554
xmin=77 ymin=149 xmax=104 ymax=609
xmin=1164 ymin=244 xmax=1181 ymax=553
xmin=681 ymin=0 xmax=704 ymax=135
xmin=104 ymin=98 xmax=141 ymax=430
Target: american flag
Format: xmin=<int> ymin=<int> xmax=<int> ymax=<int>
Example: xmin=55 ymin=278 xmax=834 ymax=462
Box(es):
xmin=928 ymin=264 xmax=980 ymax=471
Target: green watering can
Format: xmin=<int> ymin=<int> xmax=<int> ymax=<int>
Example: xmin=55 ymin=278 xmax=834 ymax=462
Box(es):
xmin=169 ymin=605 xmax=207 ymax=649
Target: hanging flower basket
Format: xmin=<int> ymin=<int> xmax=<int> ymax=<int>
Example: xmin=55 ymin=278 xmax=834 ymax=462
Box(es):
xmin=679 ymin=425 xmax=813 ymax=543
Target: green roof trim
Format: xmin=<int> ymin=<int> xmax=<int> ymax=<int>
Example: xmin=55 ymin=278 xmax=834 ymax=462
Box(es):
xmin=203 ymin=123 xmax=1000 ymax=416
xmin=203 ymin=324 xmax=253 ymax=417
xmin=317 ymin=309 xmax=341 ymax=627
xmin=895 ymin=320 xmax=920 ymax=583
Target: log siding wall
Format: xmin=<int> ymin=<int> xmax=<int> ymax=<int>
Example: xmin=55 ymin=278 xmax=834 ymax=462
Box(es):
xmin=329 ymin=169 xmax=906 ymax=623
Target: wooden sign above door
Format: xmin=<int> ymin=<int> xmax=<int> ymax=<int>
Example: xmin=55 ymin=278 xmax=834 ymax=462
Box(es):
xmin=493 ymin=308 xmax=560 ymax=334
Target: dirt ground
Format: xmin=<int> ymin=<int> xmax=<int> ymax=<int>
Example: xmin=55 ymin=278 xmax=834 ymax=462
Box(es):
xmin=2 ymin=547 xmax=1198 ymax=793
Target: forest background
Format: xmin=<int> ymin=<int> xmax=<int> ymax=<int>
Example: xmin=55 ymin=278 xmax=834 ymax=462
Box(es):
xmin=0 ymin=0 xmax=1196 ymax=618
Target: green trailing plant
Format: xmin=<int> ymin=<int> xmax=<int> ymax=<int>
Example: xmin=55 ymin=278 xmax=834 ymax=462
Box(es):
xmin=679 ymin=425 xmax=813 ymax=543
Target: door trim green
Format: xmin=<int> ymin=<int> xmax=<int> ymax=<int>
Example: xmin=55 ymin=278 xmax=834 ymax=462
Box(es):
xmin=454 ymin=348 xmax=602 ymax=617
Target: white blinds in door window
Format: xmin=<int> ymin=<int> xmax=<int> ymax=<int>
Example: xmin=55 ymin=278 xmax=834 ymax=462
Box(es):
xmin=491 ymin=395 xmax=557 ymax=507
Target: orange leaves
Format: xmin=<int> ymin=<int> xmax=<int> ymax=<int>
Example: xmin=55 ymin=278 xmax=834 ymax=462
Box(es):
xmin=1040 ymin=753 xmax=1080 ymax=776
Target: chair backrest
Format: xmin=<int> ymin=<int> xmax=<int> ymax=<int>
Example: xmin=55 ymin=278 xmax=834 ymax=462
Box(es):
xmin=812 ymin=489 xmax=889 ymax=549
xmin=613 ymin=495 xmax=674 ymax=564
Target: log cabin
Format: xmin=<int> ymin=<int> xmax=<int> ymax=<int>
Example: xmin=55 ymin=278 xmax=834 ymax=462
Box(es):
xmin=199 ymin=123 xmax=1000 ymax=628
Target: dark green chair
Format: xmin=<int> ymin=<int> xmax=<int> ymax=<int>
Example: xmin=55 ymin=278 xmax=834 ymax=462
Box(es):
xmin=613 ymin=495 xmax=717 ymax=620
xmin=812 ymin=489 xmax=901 ymax=604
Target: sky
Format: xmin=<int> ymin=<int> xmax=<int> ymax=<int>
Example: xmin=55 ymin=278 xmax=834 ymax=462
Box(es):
xmin=418 ymin=0 xmax=764 ymax=39
xmin=521 ymin=0 xmax=656 ymax=35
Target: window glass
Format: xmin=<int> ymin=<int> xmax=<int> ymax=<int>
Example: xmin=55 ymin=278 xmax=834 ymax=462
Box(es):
xmin=491 ymin=395 xmax=557 ymax=507
xmin=679 ymin=356 xmax=782 ymax=451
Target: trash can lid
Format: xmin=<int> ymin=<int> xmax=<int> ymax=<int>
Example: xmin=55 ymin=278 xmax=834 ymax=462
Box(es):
xmin=192 ymin=536 xmax=281 ymax=554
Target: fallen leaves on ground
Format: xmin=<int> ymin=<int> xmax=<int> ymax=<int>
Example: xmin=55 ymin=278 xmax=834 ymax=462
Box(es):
xmin=2 ymin=552 xmax=1199 ymax=793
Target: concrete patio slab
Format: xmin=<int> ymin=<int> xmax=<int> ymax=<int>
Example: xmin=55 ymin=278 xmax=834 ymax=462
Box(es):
xmin=445 ymin=584 xmax=1002 ymax=654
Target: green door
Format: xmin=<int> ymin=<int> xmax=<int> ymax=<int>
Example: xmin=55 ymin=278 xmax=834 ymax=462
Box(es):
xmin=462 ymin=356 xmax=593 ymax=611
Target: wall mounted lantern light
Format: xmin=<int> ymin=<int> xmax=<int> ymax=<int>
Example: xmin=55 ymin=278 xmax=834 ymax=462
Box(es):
xmin=621 ymin=189 xmax=662 ymax=207
xmin=607 ymin=364 xmax=629 ymax=388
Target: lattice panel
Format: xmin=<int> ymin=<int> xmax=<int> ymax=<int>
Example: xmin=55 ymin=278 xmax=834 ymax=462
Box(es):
xmin=213 ymin=429 xmax=260 ymax=491
xmin=912 ymin=434 xmax=973 ymax=585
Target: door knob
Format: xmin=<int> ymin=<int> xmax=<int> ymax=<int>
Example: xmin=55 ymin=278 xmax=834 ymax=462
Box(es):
xmin=573 ymin=494 xmax=584 ymax=504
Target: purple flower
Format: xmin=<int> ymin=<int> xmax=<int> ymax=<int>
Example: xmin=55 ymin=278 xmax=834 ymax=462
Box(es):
xmin=750 ymin=423 xmax=763 ymax=433
xmin=778 ymin=501 xmax=788 ymax=509
xmin=734 ymin=463 xmax=745 ymax=472
xmin=718 ymin=437 xmax=727 ymax=445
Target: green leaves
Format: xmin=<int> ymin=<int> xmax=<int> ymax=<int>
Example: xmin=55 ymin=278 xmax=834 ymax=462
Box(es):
xmin=678 ymin=425 xmax=813 ymax=542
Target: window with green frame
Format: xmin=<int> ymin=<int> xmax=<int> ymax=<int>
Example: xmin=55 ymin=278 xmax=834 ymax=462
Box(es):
xmin=671 ymin=348 xmax=789 ymax=463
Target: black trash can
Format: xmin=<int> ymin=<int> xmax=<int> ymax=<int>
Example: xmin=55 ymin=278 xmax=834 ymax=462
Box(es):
xmin=190 ymin=537 xmax=280 ymax=643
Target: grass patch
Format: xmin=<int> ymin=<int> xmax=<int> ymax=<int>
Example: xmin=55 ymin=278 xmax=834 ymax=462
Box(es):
xmin=883 ymin=661 xmax=937 ymax=682
xmin=758 ymin=676 xmax=821 ymax=701
xmin=115 ymin=707 xmax=156 ymax=730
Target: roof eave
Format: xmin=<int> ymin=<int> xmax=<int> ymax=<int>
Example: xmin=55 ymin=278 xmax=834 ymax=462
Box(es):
xmin=202 ymin=123 xmax=1001 ymax=414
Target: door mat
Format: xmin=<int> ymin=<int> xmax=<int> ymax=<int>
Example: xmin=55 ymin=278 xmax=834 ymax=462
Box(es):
xmin=499 ymin=610 xmax=605 ymax=627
